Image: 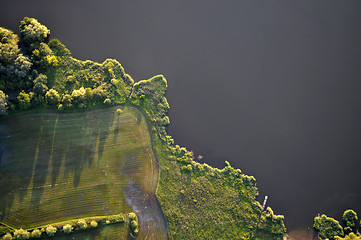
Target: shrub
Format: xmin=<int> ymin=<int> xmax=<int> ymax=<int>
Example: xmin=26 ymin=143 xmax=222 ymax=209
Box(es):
xmin=90 ymin=221 xmax=98 ymax=228
xmin=3 ymin=233 xmax=13 ymax=240
xmin=62 ymin=224 xmax=72 ymax=234
xmin=106 ymin=220 xmax=110 ymax=224
xmin=78 ymin=219 xmax=88 ymax=230
xmin=30 ymin=229 xmax=41 ymax=238
xmin=13 ymin=229 xmax=30 ymax=239
xmin=45 ymin=225 xmax=57 ymax=237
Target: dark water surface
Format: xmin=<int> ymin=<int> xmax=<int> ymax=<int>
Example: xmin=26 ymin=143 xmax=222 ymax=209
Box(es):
xmin=1 ymin=0 xmax=361 ymax=235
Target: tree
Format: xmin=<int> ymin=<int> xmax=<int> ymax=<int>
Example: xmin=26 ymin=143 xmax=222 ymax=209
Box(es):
xmin=61 ymin=94 xmax=72 ymax=108
xmin=71 ymin=87 xmax=86 ymax=105
xmin=33 ymin=74 xmax=48 ymax=95
xmin=17 ymin=91 xmax=31 ymax=110
xmin=90 ymin=221 xmax=98 ymax=228
xmin=78 ymin=219 xmax=88 ymax=230
xmin=0 ymin=27 xmax=33 ymax=91
xmin=48 ymin=39 xmax=71 ymax=57
xmin=30 ymin=229 xmax=41 ymax=238
xmin=3 ymin=233 xmax=12 ymax=240
xmin=343 ymin=210 xmax=358 ymax=229
xmin=314 ymin=214 xmax=344 ymax=240
xmin=0 ymin=90 xmax=8 ymax=115
xmin=45 ymin=89 xmax=60 ymax=105
xmin=19 ymin=17 xmax=50 ymax=54
xmin=45 ymin=225 xmax=56 ymax=237
xmin=62 ymin=224 xmax=72 ymax=234
xmin=13 ymin=228 xmax=30 ymax=239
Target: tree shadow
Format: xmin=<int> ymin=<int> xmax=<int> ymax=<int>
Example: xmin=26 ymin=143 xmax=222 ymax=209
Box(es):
xmin=0 ymin=113 xmax=50 ymax=219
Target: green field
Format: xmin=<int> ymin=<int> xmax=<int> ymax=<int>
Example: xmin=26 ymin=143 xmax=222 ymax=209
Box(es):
xmin=0 ymin=106 xmax=160 ymax=238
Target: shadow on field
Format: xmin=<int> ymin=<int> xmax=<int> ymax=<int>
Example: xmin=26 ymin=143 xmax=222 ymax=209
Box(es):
xmin=0 ymin=109 xmax=116 ymax=217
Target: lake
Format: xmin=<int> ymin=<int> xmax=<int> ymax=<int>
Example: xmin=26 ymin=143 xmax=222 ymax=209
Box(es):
xmin=1 ymin=0 xmax=361 ymax=237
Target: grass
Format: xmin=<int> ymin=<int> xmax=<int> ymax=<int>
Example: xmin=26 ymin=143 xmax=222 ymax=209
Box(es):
xmin=0 ymin=106 xmax=155 ymax=238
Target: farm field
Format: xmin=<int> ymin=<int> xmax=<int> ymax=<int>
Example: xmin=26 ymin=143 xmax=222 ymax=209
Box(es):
xmin=0 ymin=106 xmax=166 ymax=239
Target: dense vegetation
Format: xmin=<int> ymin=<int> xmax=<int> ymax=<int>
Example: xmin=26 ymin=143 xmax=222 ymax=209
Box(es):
xmin=314 ymin=210 xmax=361 ymax=240
xmin=0 ymin=17 xmax=287 ymax=239
xmin=0 ymin=17 xmax=133 ymax=115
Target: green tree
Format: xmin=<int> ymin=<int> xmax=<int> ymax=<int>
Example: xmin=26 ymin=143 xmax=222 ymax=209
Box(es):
xmin=71 ymin=87 xmax=86 ymax=105
xmin=0 ymin=27 xmax=33 ymax=91
xmin=48 ymin=39 xmax=71 ymax=57
xmin=0 ymin=90 xmax=8 ymax=115
xmin=77 ymin=219 xmax=87 ymax=229
xmin=33 ymin=74 xmax=48 ymax=95
xmin=62 ymin=224 xmax=72 ymax=234
xmin=3 ymin=233 xmax=12 ymax=240
xmin=17 ymin=91 xmax=31 ymax=110
xmin=45 ymin=225 xmax=57 ymax=237
xmin=45 ymin=89 xmax=60 ymax=105
xmin=19 ymin=17 xmax=50 ymax=54
xmin=30 ymin=229 xmax=41 ymax=238
xmin=61 ymin=94 xmax=72 ymax=108
xmin=343 ymin=210 xmax=358 ymax=229
xmin=85 ymin=87 xmax=93 ymax=104
xmin=314 ymin=214 xmax=344 ymax=240
xmin=90 ymin=221 xmax=98 ymax=228
xmin=13 ymin=228 xmax=30 ymax=239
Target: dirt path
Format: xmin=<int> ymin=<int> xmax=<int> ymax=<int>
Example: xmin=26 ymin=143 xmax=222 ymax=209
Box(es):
xmin=123 ymin=106 xmax=168 ymax=240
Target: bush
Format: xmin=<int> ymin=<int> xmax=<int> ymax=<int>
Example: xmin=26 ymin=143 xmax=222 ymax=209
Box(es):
xmin=30 ymin=229 xmax=41 ymax=238
xmin=78 ymin=219 xmax=88 ymax=230
xmin=3 ymin=233 xmax=13 ymax=240
xmin=45 ymin=225 xmax=57 ymax=237
xmin=13 ymin=229 xmax=30 ymax=239
xmin=90 ymin=221 xmax=98 ymax=228
xmin=62 ymin=224 xmax=72 ymax=234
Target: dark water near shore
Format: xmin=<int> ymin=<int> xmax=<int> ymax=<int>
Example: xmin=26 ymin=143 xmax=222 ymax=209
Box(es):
xmin=1 ymin=0 xmax=361 ymax=236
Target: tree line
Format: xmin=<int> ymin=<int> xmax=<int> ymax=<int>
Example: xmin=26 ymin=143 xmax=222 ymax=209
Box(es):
xmin=0 ymin=17 xmax=134 ymax=116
